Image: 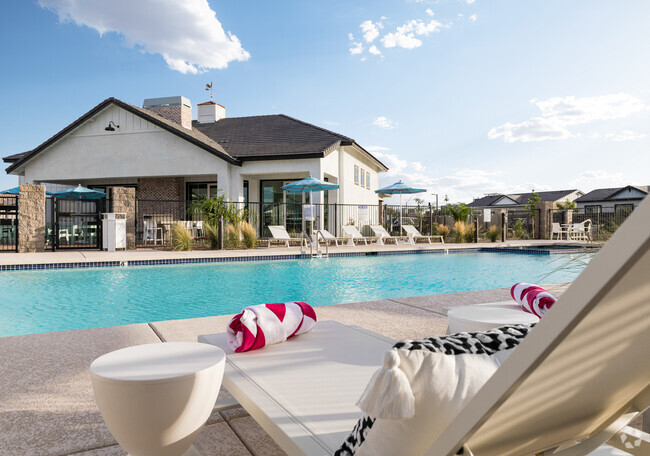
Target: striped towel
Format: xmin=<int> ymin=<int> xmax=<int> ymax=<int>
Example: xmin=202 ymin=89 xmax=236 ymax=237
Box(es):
xmin=510 ymin=283 xmax=557 ymax=318
xmin=226 ymin=302 xmax=317 ymax=352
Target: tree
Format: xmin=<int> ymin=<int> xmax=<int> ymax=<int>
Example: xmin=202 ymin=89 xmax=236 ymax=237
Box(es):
xmin=446 ymin=203 xmax=472 ymax=222
xmin=556 ymin=199 xmax=576 ymax=210
xmin=414 ymin=197 xmax=425 ymax=231
xmin=526 ymin=190 xmax=541 ymax=239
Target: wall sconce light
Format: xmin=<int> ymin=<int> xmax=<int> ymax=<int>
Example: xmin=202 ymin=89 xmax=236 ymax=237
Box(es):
xmin=105 ymin=121 xmax=120 ymax=132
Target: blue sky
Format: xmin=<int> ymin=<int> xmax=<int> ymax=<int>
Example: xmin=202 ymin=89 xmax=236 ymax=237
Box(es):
xmin=1 ymin=0 xmax=648 ymax=203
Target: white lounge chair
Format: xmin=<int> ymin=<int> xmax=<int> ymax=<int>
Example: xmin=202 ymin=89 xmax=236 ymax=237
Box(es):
xmin=571 ymin=218 xmax=592 ymax=241
xmin=551 ymin=222 xmax=570 ymax=240
xmin=316 ymin=229 xmax=346 ymax=247
xmin=370 ymin=225 xmax=403 ymax=245
xmin=267 ymin=225 xmax=305 ymax=248
xmin=341 ymin=225 xmax=376 ymax=246
xmin=402 ymin=224 xmax=444 ymax=245
xmin=200 ymin=196 xmax=650 ymax=456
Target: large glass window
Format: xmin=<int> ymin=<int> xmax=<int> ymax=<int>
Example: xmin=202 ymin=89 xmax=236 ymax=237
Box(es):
xmin=243 ymin=180 xmax=249 ymax=207
xmin=187 ymin=182 xmax=218 ymax=202
xmin=354 ymin=166 xmax=359 ymax=185
xmin=615 ymin=204 xmax=634 ymax=219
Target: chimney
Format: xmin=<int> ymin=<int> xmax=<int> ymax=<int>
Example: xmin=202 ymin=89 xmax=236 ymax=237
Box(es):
xmin=142 ymin=96 xmax=192 ymax=129
xmin=197 ymin=100 xmax=226 ymax=123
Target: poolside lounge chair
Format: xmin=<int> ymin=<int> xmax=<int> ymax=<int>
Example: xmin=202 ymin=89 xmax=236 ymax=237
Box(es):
xmin=551 ymin=222 xmax=571 ymax=240
xmin=341 ymin=225 xmax=376 ymax=246
xmin=370 ymin=225 xmax=403 ymax=245
xmin=402 ymin=224 xmax=444 ymax=245
xmin=316 ymin=229 xmax=346 ymax=247
xmin=571 ymin=218 xmax=592 ymax=241
xmin=267 ymin=225 xmax=305 ymax=248
xmin=201 ymin=195 xmax=650 ymax=455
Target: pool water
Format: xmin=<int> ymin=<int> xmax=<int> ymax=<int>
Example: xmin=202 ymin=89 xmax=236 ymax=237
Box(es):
xmin=0 ymin=252 xmax=588 ymax=337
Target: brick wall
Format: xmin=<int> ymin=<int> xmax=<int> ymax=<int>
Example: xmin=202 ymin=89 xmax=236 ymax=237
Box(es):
xmin=145 ymin=105 xmax=192 ymax=130
xmin=137 ymin=177 xmax=184 ymax=201
xmin=18 ymin=184 xmax=46 ymax=253
xmin=112 ymin=187 xmax=136 ymax=249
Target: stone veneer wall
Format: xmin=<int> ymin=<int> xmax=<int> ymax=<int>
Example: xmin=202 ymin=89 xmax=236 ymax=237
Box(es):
xmin=112 ymin=187 xmax=136 ymax=249
xmin=534 ymin=201 xmax=554 ymax=239
xmin=145 ymin=105 xmax=192 ymax=130
xmin=18 ymin=184 xmax=46 ymax=253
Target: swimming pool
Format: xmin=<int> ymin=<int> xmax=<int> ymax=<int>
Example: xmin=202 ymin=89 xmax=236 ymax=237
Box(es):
xmin=0 ymin=252 xmax=588 ymax=337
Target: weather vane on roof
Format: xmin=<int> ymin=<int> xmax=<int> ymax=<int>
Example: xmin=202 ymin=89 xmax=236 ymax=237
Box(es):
xmin=205 ymin=81 xmax=214 ymax=101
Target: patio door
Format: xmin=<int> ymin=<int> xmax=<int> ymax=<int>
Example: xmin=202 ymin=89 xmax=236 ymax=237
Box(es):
xmin=260 ymin=180 xmax=308 ymax=237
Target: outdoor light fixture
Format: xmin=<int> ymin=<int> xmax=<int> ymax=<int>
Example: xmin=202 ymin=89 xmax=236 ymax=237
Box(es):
xmin=104 ymin=121 xmax=120 ymax=132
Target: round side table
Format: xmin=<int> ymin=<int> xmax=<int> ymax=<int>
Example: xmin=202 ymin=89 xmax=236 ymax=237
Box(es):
xmin=447 ymin=301 xmax=540 ymax=334
xmin=90 ymin=342 xmax=225 ymax=456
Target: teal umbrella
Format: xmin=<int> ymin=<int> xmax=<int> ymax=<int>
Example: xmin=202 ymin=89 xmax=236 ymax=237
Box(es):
xmin=53 ymin=185 xmax=106 ymax=200
xmin=282 ymin=176 xmax=339 ymax=239
xmin=0 ymin=187 xmax=52 ymax=195
xmin=375 ymin=180 xmax=426 ymax=233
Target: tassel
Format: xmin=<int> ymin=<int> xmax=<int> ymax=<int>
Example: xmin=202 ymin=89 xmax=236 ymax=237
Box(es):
xmin=356 ymin=349 xmax=415 ymax=420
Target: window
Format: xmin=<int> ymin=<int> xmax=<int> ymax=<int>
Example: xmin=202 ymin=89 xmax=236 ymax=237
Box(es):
xmin=354 ymin=166 xmax=359 ymax=185
xmin=361 ymin=169 xmax=366 ymax=187
xmin=365 ymin=171 xmax=370 ymax=189
xmin=243 ymin=180 xmax=249 ymax=207
xmin=186 ymin=182 xmax=218 ymax=202
xmin=584 ymin=205 xmax=601 ymax=216
xmin=615 ymin=204 xmax=634 ymax=219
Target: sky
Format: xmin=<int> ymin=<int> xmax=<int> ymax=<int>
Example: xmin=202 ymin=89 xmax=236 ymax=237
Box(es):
xmin=0 ymin=0 xmax=649 ymax=204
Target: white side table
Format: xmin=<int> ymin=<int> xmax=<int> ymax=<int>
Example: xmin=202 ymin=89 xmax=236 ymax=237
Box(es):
xmin=447 ymin=301 xmax=540 ymax=334
xmin=90 ymin=342 xmax=225 ymax=456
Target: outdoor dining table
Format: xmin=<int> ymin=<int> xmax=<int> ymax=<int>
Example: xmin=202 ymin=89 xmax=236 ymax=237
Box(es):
xmin=561 ymin=224 xmax=574 ymax=240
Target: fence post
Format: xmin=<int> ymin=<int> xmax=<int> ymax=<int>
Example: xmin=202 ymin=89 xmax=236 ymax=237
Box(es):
xmin=17 ymin=184 xmax=46 ymax=253
xmin=218 ymin=216 xmax=224 ymax=250
xmin=428 ymin=203 xmax=433 ymax=235
xmin=334 ymin=203 xmax=338 ymax=237
xmin=501 ymin=212 xmax=507 ymax=242
xmin=474 ymin=218 xmax=479 ymax=243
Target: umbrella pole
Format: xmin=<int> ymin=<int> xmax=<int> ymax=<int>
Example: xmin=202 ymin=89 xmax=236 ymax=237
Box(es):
xmin=399 ymin=193 xmax=403 ymax=236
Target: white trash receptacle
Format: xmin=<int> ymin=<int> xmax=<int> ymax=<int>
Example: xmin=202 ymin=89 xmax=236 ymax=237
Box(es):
xmin=102 ymin=213 xmax=127 ymax=251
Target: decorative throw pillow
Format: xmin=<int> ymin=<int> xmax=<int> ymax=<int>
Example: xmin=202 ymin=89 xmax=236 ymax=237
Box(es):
xmin=335 ymin=324 xmax=535 ymax=456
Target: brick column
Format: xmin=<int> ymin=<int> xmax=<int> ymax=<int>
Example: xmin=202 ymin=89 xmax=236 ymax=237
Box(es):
xmin=112 ymin=187 xmax=136 ymax=249
xmin=534 ymin=201 xmax=554 ymax=239
xmin=18 ymin=184 xmax=46 ymax=253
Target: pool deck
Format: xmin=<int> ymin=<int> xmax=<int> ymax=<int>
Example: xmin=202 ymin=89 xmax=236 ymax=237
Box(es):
xmin=0 ymin=239 xmax=593 ymax=268
xmin=0 ymin=280 xmax=578 ymax=456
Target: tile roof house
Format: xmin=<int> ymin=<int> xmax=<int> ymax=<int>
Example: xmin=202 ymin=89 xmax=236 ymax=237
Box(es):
xmin=3 ymin=96 xmax=388 ymax=210
xmin=468 ymin=189 xmax=584 ymax=210
xmin=575 ymin=185 xmax=649 ymax=214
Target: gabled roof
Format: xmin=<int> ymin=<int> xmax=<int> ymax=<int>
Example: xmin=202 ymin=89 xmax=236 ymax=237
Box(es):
xmin=468 ymin=189 xmax=581 ymax=207
xmin=192 ymin=114 xmax=388 ymax=170
xmin=576 ymin=185 xmax=649 ymax=203
xmin=5 ymin=98 xmax=239 ymax=173
xmin=4 ymin=98 xmax=388 ymax=174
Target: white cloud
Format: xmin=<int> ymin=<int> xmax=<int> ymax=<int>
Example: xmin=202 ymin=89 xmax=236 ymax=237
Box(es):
xmin=465 ymin=0 xmax=476 ymax=4
xmin=365 ymin=145 xmax=391 ymax=152
xmin=39 ymin=0 xmax=250 ymax=74
xmin=605 ymin=130 xmax=646 ymax=141
xmin=489 ymin=93 xmax=646 ymax=143
xmin=571 ymin=170 xmax=626 ymax=190
xmin=425 ymin=8 xmax=434 ymax=16
xmin=349 ymin=41 xmax=364 ymax=55
xmin=368 ymin=45 xmax=382 ymax=56
xmin=360 ymin=20 xmax=383 ymax=43
xmin=372 ymin=116 xmax=398 ymax=129
xmin=381 ymin=19 xmax=444 ymax=49
xmin=348 ymin=33 xmax=355 ymax=40
xmin=469 ymin=14 xmax=478 ymax=22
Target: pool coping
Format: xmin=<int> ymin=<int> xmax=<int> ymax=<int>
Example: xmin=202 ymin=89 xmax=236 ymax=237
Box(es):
xmin=0 ymin=240 xmax=597 ymax=271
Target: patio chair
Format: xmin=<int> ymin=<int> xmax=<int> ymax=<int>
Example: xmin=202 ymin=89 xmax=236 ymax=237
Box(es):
xmin=341 ymin=225 xmax=377 ymax=246
xmin=571 ymin=218 xmax=592 ymax=241
xmin=370 ymin=225 xmax=403 ymax=245
xmin=551 ymin=222 xmax=571 ymax=240
xmin=200 ymin=195 xmax=650 ymax=455
xmin=402 ymin=224 xmax=444 ymax=245
xmin=316 ymin=229 xmax=346 ymax=247
xmin=267 ymin=225 xmax=305 ymax=248
xmin=142 ymin=220 xmax=160 ymax=245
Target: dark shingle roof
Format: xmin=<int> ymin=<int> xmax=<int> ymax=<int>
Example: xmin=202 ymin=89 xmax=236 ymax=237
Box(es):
xmin=469 ymin=189 xmax=580 ymax=207
xmin=5 ymin=99 xmax=388 ymax=173
xmin=576 ymin=185 xmax=649 ymax=202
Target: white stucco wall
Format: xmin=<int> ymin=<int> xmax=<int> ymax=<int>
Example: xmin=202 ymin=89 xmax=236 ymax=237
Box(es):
xmin=337 ymin=146 xmax=382 ymax=205
xmin=21 ymin=105 xmax=229 ymax=184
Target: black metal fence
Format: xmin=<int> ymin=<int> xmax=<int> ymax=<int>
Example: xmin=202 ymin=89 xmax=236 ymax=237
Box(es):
xmin=46 ymin=197 xmax=105 ymax=250
xmin=548 ymin=208 xmax=633 ymax=241
xmin=0 ymin=195 xmax=18 ymax=252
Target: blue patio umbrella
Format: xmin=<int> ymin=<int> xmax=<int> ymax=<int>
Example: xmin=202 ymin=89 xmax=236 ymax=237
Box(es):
xmin=375 ymin=180 xmax=426 ymax=233
xmin=0 ymin=187 xmax=52 ymax=195
xmin=52 ymin=185 xmax=106 ymax=200
xmin=282 ymin=176 xmax=339 ymax=236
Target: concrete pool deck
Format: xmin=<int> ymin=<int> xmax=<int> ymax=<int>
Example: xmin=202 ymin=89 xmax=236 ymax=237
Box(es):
xmin=0 ymin=283 xmax=578 ymax=456
xmin=0 ymin=239 xmax=593 ymax=268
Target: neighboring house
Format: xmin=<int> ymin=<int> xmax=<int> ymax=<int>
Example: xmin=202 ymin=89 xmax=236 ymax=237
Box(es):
xmin=3 ymin=96 xmax=387 ymax=206
xmin=575 ymin=185 xmax=649 ymax=217
xmin=468 ymin=189 xmax=584 ymax=211
xmin=3 ymin=96 xmax=387 ymax=236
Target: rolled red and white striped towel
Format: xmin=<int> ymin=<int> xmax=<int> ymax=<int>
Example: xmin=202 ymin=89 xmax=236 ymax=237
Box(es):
xmin=226 ymin=302 xmax=317 ymax=352
xmin=510 ymin=283 xmax=557 ymax=318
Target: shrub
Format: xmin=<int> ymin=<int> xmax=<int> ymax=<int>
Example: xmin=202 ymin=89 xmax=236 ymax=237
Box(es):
xmin=437 ymin=224 xmax=450 ymax=239
xmin=487 ymin=225 xmax=501 ymax=242
xmin=224 ymin=224 xmax=241 ymax=249
xmin=171 ymin=222 xmax=191 ymax=251
xmin=240 ymin=222 xmax=257 ymax=249
xmin=513 ymin=219 xmax=526 ymax=239
xmin=204 ymin=222 xmax=219 ymax=249
xmin=431 ymin=222 xmax=439 ymax=235
xmin=453 ymin=221 xmax=467 ymax=243
xmin=463 ymin=224 xmax=475 ymax=243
